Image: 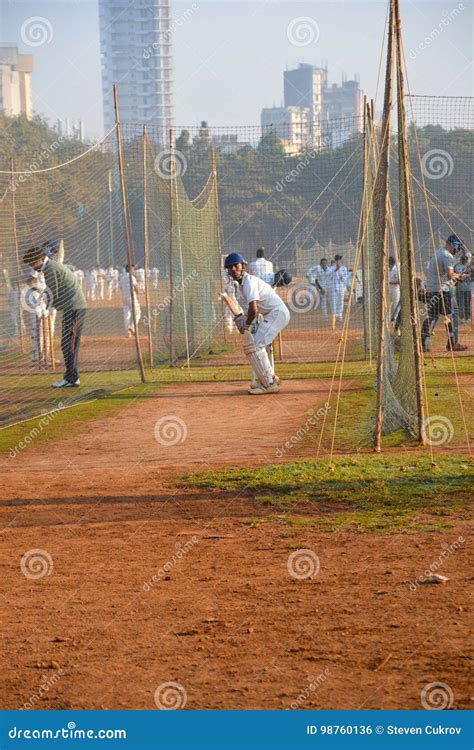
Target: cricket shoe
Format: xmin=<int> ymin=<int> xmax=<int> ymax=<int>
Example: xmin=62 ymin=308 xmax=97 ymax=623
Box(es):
xmin=447 ymin=343 xmax=468 ymax=352
xmin=51 ymin=378 xmax=79 ymax=388
xmin=248 ymin=382 xmax=280 ymax=395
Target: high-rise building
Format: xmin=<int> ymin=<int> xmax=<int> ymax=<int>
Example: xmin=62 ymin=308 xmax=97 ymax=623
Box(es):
xmin=261 ymin=106 xmax=311 ymax=154
xmin=98 ymin=0 xmax=174 ymax=138
xmin=0 ymin=46 xmax=33 ymax=119
xmin=284 ymin=63 xmax=325 ymax=147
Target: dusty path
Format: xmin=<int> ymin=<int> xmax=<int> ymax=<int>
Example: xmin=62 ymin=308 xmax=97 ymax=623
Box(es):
xmin=0 ymin=378 xmax=471 ymax=712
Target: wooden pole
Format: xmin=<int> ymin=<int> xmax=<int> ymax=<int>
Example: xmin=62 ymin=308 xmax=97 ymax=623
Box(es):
xmin=394 ymin=0 xmax=426 ymax=444
xmin=212 ymin=150 xmax=227 ymax=343
xmin=10 ymin=157 xmax=24 ymax=351
xmin=360 ymin=96 xmax=369 ymax=361
xmin=373 ymin=0 xmax=395 ymax=452
xmin=48 ymin=314 xmax=55 ymax=371
xmin=142 ymin=124 xmax=154 ymax=370
xmin=41 ymin=314 xmax=49 ymax=369
xmin=168 ymin=127 xmax=174 ymax=366
xmin=36 ymin=316 xmax=42 ymax=369
xmin=113 ymin=83 xmax=146 ymax=383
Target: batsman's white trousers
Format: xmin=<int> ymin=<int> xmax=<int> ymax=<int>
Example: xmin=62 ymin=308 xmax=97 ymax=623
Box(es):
xmin=253 ymin=305 xmax=290 ymax=349
xmin=123 ymin=303 xmax=141 ymax=333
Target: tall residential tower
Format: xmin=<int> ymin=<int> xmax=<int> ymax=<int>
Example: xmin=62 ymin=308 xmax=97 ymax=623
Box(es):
xmin=98 ymin=0 xmax=174 ymax=138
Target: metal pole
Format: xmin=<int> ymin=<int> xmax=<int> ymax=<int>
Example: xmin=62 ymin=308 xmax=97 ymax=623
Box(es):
xmin=10 ymin=157 xmax=24 ymax=351
xmin=360 ymin=95 xmax=369 ymax=361
xmin=113 ymin=83 xmax=146 ymax=383
xmin=142 ymin=124 xmax=154 ymax=369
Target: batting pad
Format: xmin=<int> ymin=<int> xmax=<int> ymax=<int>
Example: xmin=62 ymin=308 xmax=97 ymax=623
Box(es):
xmin=243 ymin=332 xmax=273 ymax=387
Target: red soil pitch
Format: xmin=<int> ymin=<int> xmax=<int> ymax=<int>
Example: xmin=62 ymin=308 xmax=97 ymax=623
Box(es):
xmin=0 ymin=380 xmax=471 ymax=710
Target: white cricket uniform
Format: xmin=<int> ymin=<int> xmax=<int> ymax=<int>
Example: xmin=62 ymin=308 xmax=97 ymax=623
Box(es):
xmin=28 ymin=276 xmax=49 ymax=363
xmin=97 ymin=267 xmax=106 ymax=300
xmin=151 ymin=267 xmax=159 ymax=290
xmin=388 ymin=264 xmax=401 ymax=319
xmin=74 ymin=268 xmax=84 ymax=291
xmin=327 ymin=265 xmax=348 ymax=321
xmin=236 ymin=272 xmax=290 ymax=387
xmin=135 ymin=268 xmax=146 ymax=293
xmin=248 ymin=258 xmax=275 ymax=285
xmin=307 ymin=264 xmax=332 ymax=320
xmin=105 ymin=267 xmax=115 ymax=300
xmin=121 ymin=272 xmax=141 ymax=334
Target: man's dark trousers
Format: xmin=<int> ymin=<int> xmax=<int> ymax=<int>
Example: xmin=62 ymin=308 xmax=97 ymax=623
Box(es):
xmin=61 ymin=309 xmax=86 ymax=384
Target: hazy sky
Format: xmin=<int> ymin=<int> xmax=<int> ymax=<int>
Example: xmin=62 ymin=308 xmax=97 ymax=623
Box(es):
xmin=1 ymin=0 xmax=472 ymax=139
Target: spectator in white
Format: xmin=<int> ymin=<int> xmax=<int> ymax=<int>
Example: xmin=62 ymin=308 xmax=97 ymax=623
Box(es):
xmin=307 ymin=257 xmax=332 ymax=322
xmin=74 ymin=267 xmax=84 ymax=292
xmin=25 ymin=270 xmax=48 ymax=365
xmin=85 ymin=268 xmax=98 ymax=301
xmin=121 ymin=264 xmax=141 ymax=337
xmin=135 ymin=265 xmax=146 ymax=293
xmin=105 ymin=265 xmax=115 ymax=300
xmin=454 ymin=253 xmax=471 ymax=323
xmin=96 ymin=266 xmax=106 ymax=300
xmin=327 ymin=255 xmax=348 ymax=329
xmin=388 ymin=255 xmax=401 ymax=324
xmin=151 ymin=267 xmax=159 ymax=290
xmin=248 ymin=248 xmax=274 ymax=285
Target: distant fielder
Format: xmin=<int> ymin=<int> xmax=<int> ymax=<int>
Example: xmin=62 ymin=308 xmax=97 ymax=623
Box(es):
xmin=221 ymin=253 xmax=290 ymax=395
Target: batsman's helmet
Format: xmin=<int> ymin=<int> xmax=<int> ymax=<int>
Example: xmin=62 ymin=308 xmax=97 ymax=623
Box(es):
xmin=447 ymin=234 xmax=462 ymax=251
xmin=224 ymin=252 xmax=246 ymax=267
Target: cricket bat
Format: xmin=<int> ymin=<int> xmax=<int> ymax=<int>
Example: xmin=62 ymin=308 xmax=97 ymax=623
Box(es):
xmin=219 ymin=291 xmax=242 ymax=318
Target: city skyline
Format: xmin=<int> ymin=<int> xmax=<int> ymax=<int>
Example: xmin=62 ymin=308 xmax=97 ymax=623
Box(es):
xmin=0 ymin=0 xmax=472 ymax=140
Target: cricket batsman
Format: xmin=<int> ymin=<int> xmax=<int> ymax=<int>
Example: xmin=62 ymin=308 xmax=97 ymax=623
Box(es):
xmin=222 ymin=253 xmax=290 ymax=395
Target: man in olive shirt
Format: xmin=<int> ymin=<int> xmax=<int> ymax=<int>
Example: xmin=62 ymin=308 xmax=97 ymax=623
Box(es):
xmin=23 ymin=246 xmax=87 ymax=387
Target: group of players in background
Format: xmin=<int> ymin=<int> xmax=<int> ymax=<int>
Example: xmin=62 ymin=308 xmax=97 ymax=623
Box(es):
xmin=2 ymin=232 xmax=472 ymax=394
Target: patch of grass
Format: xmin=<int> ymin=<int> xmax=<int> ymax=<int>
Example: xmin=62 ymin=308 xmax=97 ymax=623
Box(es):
xmin=183 ymin=455 xmax=473 ymax=533
xmin=0 ymin=381 xmax=159 ymax=456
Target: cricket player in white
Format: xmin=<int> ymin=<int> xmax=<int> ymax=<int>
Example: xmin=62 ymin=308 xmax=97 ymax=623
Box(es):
xmin=248 ymin=248 xmax=274 ymax=285
xmin=388 ymin=256 xmax=400 ymax=322
xmin=307 ymin=257 xmax=332 ymax=321
xmin=327 ymin=255 xmax=348 ymax=329
xmin=121 ymin=264 xmax=141 ymax=336
xmin=224 ymin=253 xmax=289 ymax=395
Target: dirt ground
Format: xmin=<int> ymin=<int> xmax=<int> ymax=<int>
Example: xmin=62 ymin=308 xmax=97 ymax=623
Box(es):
xmin=0 ymin=379 xmax=472 ymax=711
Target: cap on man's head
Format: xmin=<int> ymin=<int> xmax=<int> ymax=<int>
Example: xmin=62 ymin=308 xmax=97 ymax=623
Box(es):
xmin=23 ymin=246 xmax=46 ymax=266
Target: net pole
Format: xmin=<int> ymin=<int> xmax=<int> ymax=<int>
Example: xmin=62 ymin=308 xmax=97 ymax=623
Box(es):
xmin=394 ymin=0 xmax=426 ymax=445
xmin=10 ymin=157 xmax=24 ymax=352
xmin=168 ymin=128 xmax=174 ymax=366
xmin=373 ymin=0 xmax=395 ymax=453
xmin=113 ymin=83 xmax=146 ymax=383
xmin=142 ymin=124 xmax=154 ymax=370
